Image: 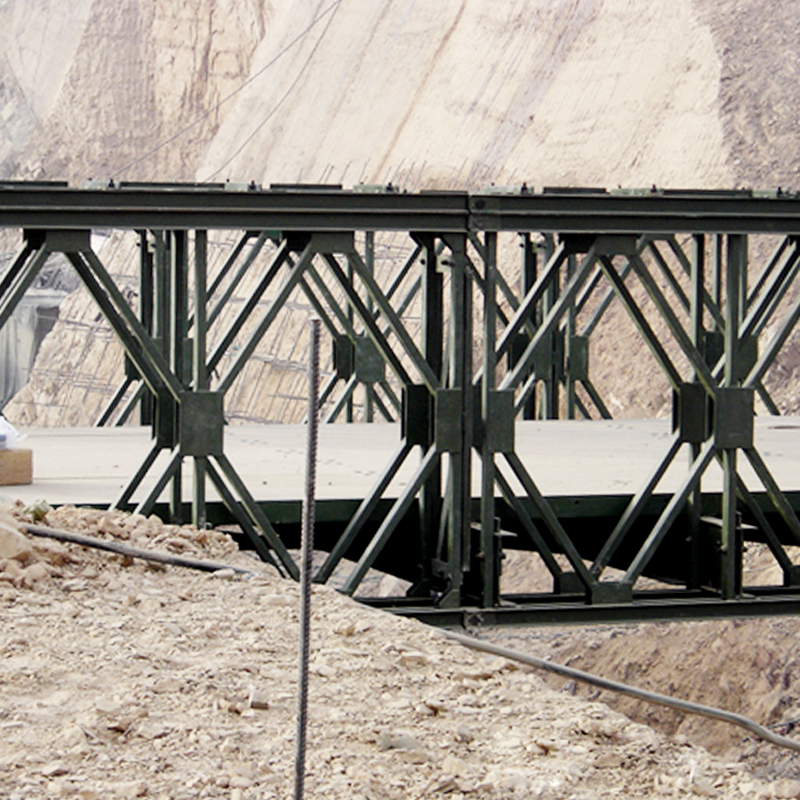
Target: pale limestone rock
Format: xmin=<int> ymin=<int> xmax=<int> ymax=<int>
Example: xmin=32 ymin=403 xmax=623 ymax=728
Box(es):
xmin=61 ymin=578 xmax=89 ymax=592
xmin=211 ymin=568 xmax=237 ymax=580
xmin=398 ymin=651 xmax=431 ymax=667
xmin=595 ymin=752 xmax=625 ymax=769
xmin=33 ymin=539 xmax=72 ymax=566
xmin=40 ymin=761 xmax=69 ymax=777
xmin=248 ymin=689 xmax=270 ymax=710
xmin=60 ymin=723 xmax=86 ymax=748
xmin=454 ymin=723 xmax=475 ymax=743
xmin=110 ymin=781 xmax=148 ymax=798
xmin=0 ymin=524 xmax=31 ymax=562
xmin=139 ymin=596 xmax=164 ymax=613
xmin=259 ymin=593 xmax=294 ymax=606
xmin=94 ymin=698 xmax=123 ymax=716
xmin=97 ymin=514 xmax=128 ymax=539
xmin=377 ymin=730 xmax=426 ymax=753
xmin=0 ymin=558 xmax=24 ymax=583
xmin=690 ymin=776 xmax=719 ymax=797
xmin=771 ymin=779 xmax=800 ymax=799
xmin=441 ymin=754 xmax=469 ymax=776
xmin=22 ymin=562 xmax=50 ymax=585
xmin=136 ymin=720 xmax=171 ymax=740
xmin=420 ymin=697 xmax=447 ymax=716
xmin=152 ymin=677 xmax=182 ymax=694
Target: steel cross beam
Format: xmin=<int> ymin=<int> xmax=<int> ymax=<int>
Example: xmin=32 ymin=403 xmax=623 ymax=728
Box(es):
xmin=0 ymin=184 xmax=800 ymax=233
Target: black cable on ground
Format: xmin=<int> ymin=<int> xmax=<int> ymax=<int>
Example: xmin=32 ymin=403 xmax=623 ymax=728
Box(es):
xmin=22 ymin=523 xmax=262 ymax=577
xmin=443 ymin=629 xmax=800 ymax=754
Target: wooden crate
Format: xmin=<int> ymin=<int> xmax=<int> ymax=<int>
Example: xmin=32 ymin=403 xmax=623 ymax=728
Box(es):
xmin=0 ymin=449 xmax=32 ymax=485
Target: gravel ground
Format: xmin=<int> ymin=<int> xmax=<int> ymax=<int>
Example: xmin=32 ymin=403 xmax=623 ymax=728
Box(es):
xmin=0 ymin=503 xmax=787 ymax=799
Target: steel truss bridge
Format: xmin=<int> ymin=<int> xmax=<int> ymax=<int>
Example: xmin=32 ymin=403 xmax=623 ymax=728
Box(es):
xmin=5 ymin=182 xmax=800 ymax=625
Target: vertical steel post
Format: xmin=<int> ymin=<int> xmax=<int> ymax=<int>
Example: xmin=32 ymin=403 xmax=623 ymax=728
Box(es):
xmin=346 ymin=251 xmax=355 ymax=423
xmin=711 ymin=235 xmax=724 ymax=331
xmin=364 ymin=231 xmax=375 ymax=422
xmin=138 ymin=231 xmax=155 ymax=425
xmin=295 ymin=318 xmax=320 ymax=800
xmin=520 ymin=233 xmax=537 ymax=420
xmin=442 ymin=234 xmax=472 ymax=606
xmin=480 ymin=232 xmax=499 ymax=606
xmin=154 ymin=232 xmax=170 ymax=365
xmin=413 ymin=235 xmax=443 ymax=598
xmin=169 ymin=231 xmax=188 ymax=522
xmin=721 ymin=234 xmax=746 ymax=598
xmin=153 ymin=231 xmax=177 ymax=515
xmin=565 ymin=253 xmax=577 ymax=419
xmin=192 ymin=230 xmax=208 ymax=529
xmin=540 ymin=236 xmax=559 ymax=419
xmin=687 ymin=234 xmax=705 ymax=589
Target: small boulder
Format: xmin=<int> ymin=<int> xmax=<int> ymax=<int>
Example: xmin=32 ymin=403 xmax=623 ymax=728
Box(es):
xmin=0 ymin=518 xmax=31 ymax=562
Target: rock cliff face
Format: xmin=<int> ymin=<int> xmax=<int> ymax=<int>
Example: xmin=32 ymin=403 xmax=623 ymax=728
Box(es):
xmin=1 ymin=0 xmax=269 ymax=183
xmin=4 ymin=0 xmax=800 ymax=424
xmin=199 ymin=0 xmax=730 ymax=190
xmin=0 ymin=0 xmax=734 ymax=191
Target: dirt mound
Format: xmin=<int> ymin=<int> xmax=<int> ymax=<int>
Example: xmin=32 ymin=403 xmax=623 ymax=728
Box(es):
xmin=0 ymin=502 xmax=770 ymax=799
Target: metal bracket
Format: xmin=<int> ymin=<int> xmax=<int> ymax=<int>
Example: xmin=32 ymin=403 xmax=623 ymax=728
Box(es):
xmin=313 ymin=231 xmax=356 ymax=253
xmin=737 ymin=336 xmax=758 ymax=383
xmin=511 ymin=331 xmax=564 ymax=379
xmin=402 ymin=384 xmax=431 ymax=447
xmin=154 ymin=388 xmax=178 ymax=449
xmin=567 ymin=335 xmax=589 ymax=381
xmin=287 ymin=231 xmax=354 ymax=254
xmin=285 ymin=230 xmax=354 ymax=254
xmin=590 ymin=582 xmax=634 ymax=605
xmin=554 ymin=571 xmax=585 ymax=595
xmin=784 ymin=565 xmax=800 ymax=587
xmin=355 ymin=336 xmax=385 ymax=384
xmin=435 ymin=390 xmax=463 ymax=453
xmin=672 ymin=382 xmax=708 ymax=444
xmin=559 ymin=233 xmax=597 ymax=254
xmin=36 ymin=229 xmax=91 ymax=252
xmin=594 ymin=234 xmax=639 ymax=257
xmin=712 ymin=388 xmax=754 ymax=449
xmin=482 ymin=390 xmax=515 ymax=454
xmin=703 ymin=330 xmax=724 ymax=368
xmin=702 ymin=330 xmax=755 ymax=381
xmin=333 ymin=335 xmax=355 ymax=380
xmin=179 ymin=391 xmax=224 ymax=457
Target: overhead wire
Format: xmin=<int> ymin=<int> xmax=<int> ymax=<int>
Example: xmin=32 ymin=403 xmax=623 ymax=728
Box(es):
xmin=202 ymin=0 xmax=342 ymax=183
xmin=109 ymin=0 xmax=343 ymax=182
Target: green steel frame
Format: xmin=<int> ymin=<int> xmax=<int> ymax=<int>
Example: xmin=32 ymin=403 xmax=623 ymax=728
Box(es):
xmin=4 ymin=183 xmax=800 ymax=622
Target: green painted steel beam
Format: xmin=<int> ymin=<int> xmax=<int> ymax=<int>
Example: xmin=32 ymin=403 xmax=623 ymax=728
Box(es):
xmin=375 ymin=591 xmax=800 ymax=628
xmin=3 ymin=185 xmax=800 ymax=233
